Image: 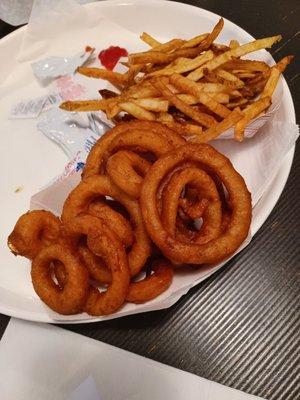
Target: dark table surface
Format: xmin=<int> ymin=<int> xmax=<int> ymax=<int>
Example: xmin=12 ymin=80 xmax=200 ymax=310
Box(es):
xmin=0 ymin=1 xmax=299 ymax=399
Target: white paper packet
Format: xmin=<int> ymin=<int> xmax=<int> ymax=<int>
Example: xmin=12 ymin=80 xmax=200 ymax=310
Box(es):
xmin=31 ymin=47 xmax=95 ymax=85
xmin=30 ymin=118 xmax=299 ymax=322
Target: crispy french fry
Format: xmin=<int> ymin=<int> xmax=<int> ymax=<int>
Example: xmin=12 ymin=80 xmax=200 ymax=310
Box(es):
xmin=229 ymin=39 xmax=240 ymax=49
xmin=143 ymin=63 xmax=169 ymax=74
xmin=151 ymin=79 xmax=217 ymax=128
xmin=170 ymin=74 xmax=231 ymax=118
xmin=234 ymin=96 xmax=271 ymax=141
xmin=106 ymin=103 xmax=121 ymax=119
xmin=132 ymin=98 xmax=169 ymax=112
xmin=229 ymin=89 xmax=243 ymax=97
xmin=181 ymin=33 xmax=209 ymax=48
xmin=223 ymin=59 xmax=270 ymax=71
xmin=157 ymin=112 xmax=174 ymax=123
xmin=276 ymin=55 xmax=294 ymax=72
xmin=232 ymin=70 xmax=257 ymax=78
xmin=187 ymin=35 xmax=282 ymax=81
xmin=129 ymin=46 xmax=202 ymax=65
xmin=178 ymin=92 xmax=229 ymax=105
xmin=210 ymin=43 xmax=231 ymax=54
xmin=126 ymin=78 xmax=170 ymax=98
xmin=77 ymin=67 xmax=127 ymax=84
xmin=149 ymin=50 xmax=214 ymax=76
xmin=140 ymin=32 xmax=161 ymax=47
xmin=125 ymin=64 xmax=145 ymax=87
xmin=211 ymin=92 xmax=230 ymax=103
xmin=195 ymin=108 xmax=243 ymax=142
xmin=164 ymin=121 xmax=203 ymax=137
xmin=276 ymin=56 xmax=294 ymax=73
xmin=227 ymin=98 xmax=248 ymax=109
xmin=168 ymin=80 xmax=229 ymax=95
xmin=261 ymin=67 xmax=281 ymax=98
xmin=247 ymin=71 xmax=270 ymax=94
xmin=196 ymin=18 xmax=224 ymax=51
xmin=172 ymin=57 xmax=189 ymax=66
xmin=59 ymin=100 xmax=108 ymax=112
xmin=151 ymin=38 xmax=185 ymax=53
xmin=130 ymin=85 xmax=161 ymax=98
xmin=198 ymin=83 xmax=228 ymax=93
xmin=165 ymin=83 xmax=180 ymax=93
xmin=216 ymin=69 xmax=244 ymax=88
xmin=129 ymin=39 xmax=185 ymax=66
xmin=119 ymin=102 xmax=156 ymax=121
xmin=177 ymin=93 xmax=201 ymax=105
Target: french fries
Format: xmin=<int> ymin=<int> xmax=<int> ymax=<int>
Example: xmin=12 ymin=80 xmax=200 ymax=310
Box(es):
xmin=140 ymin=32 xmax=161 ymax=47
xmin=151 ymin=78 xmax=217 ymax=128
xmin=181 ymin=33 xmax=208 ymax=49
xmin=60 ymin=100 xmax=108 ymax=112
xmin=215 ymin=69 xmax=244 ymax=88
xmin=234 ymin=97 xmax=271 ymax=141
xmin=148 ymin=50 xmax=214 ymax=76
xmin=132 ymin=98 xmax=169 ymax=112
xmin=196 ymin=109 xmax=244 ymax=143
xmin=77 ymin=67 xmax=127 ymax=84
xmin=60 ymin=19 xmax=292 ymax=142
xmin=169 ymin=74 xmax=231 ymax=118
xmin=119 ymin=102 xmax=155 ymax=121
xmin=187 ymin=35 xmax=282 ymax=81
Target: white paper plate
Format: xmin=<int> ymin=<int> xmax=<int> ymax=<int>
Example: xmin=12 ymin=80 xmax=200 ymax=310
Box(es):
xmin=0 ymin=0 xmax=295 ymax=323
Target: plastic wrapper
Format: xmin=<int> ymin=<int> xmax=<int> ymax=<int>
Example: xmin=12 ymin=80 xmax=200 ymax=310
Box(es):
xmin=31 ymin=48 xmax=95 ymax=85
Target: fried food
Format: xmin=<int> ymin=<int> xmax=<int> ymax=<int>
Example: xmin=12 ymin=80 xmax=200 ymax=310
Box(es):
xmin=59 ymin=19 xmax=292 ymax=142
xmin=151 ymin=78 xmax=217 ymax=127
xmin=83 ymin=121 xmax=184 ymax=178
xmin=79 ymin=218 xmax=130 ymax=316
xmin=31 ymin=244 xmax=89 ymax=315
xmin=169 ymin=73 xmax=231 ymax=118
xmin=8 ymin=123 xmax=252 ymax=317
xmin=126 ymin=259 xmax=173 ymax=303
xmin=11 ymin=18 xmax=269 ymax=319
xmin=81 ymin=121 xmax=185 ymax=198
xmin=8 ymin=210 xmax=60 ymax=259
xmin=88 ymin=200 xmax=134 ymax=247
xmin=140 ymin=143 xmax=252 ymax=264
xmin=187 ymin=35 xmax=281 ymax=81
xmin=62 ymin=175 xmax=151 ymax=277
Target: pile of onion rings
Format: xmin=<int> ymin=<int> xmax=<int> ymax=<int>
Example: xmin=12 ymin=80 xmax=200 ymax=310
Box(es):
xmin=7 ymin=121 xmax=251 ymax=316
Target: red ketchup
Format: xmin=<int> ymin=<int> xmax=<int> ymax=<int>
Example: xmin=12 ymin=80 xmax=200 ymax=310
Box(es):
xmin=98 ymin=46 xmax=128 ymax=70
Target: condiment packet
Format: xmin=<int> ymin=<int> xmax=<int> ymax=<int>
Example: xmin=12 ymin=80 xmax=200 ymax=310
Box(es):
xmin=9 ymin=92 xmax=63 ymax=119
xmin=31 ymin=48 xmax=95 ymax=86
xmin=9 ymin=94 xmax=48 ymax=119
xmin=30 ymin=117 xmax=299 ymax=322
xmin=37 ymin=108 xmax=110 ymax=160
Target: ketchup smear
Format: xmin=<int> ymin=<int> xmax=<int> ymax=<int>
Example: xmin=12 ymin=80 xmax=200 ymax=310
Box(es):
xmin=98 ymin=46 xmax=128 ymax=70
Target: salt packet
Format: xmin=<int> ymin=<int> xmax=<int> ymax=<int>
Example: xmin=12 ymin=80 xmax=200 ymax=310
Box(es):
xmin=37 ymin=108 xmax=110 ymax=182
xmin=9 ymin=92 xmax=63 ymax=119
xmin=31 ymin=47 xmax=95 ymax=86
